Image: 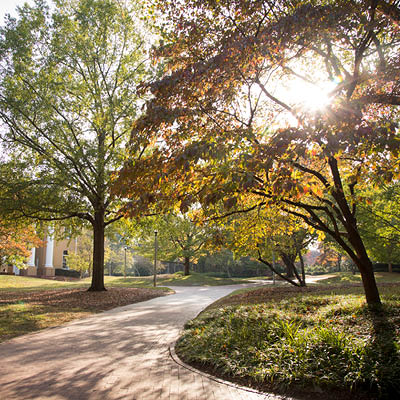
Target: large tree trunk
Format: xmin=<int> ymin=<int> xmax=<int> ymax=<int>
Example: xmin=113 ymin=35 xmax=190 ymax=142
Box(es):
xmin=328 ymin=157 xmax=381 ymax=306
xmin=183 ymin=256 xmax=190 ymax=276
xmin=341 ymin=216 xmax=381 ymax=305
xmin=285 ymin=262 xmax=295 ymax=278
xmin=280 ymin=252 xmax=305 ymax=286
xmin=88 ymin=210 xmax=106 ymax=291
xmin=298 ymin=250 xmax=306 ymax=286
xmin=353 ymin=252 xmax=381 ymax=306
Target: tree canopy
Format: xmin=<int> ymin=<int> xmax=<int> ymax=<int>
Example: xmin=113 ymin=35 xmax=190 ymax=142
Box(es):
xmin=358 ymin=183 xmax=400 ymax=265
xmin=0 ymin=0 xmax=152 ymax=290
xmin=0 ymin=218 xmax=43 ymax=269
xmin=117 ymin=0 xmax=400 ymax=305
xmin=131 ymin=213 xmax=215 ymax=275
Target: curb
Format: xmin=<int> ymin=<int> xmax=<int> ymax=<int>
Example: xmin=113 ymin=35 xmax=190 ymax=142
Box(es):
xmin=169 ymin=341 xmax=296 ymax=399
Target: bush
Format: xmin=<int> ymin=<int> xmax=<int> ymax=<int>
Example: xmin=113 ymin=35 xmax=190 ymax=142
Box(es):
xmin=55 ymin=268 xmax=80 ymax=278
xmin=205 ymin=271 xmax=230 ymax=278
xmin=373 ymin=263 xmax=400 ymax=273
xmin=305 ymin=263 xmax=339 ymax=275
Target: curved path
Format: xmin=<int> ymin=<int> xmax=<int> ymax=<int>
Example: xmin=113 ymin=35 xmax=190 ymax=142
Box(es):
xmin=0 ymin=285 xmax=281 ymax=400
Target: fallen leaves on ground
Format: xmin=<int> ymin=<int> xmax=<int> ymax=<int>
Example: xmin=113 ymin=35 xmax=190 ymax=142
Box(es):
xmin=0 ymin=287 xmax=171 ymax=312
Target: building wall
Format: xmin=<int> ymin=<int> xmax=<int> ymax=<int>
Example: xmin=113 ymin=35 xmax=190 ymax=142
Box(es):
xmin=53 ymin=239 xmax=77 ymax=269
xmin=22 ymin=235 xmax=78 ymax=277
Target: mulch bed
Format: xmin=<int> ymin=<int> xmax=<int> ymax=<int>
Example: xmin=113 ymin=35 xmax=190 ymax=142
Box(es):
xmin=0 ymin=287 xmax=170 ymax=312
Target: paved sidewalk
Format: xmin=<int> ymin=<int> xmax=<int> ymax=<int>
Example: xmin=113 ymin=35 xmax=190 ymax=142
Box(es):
xmin=0 ymin=285 xmax=279 ymax=400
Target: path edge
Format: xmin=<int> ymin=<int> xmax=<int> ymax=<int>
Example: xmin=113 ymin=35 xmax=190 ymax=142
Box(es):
xmin=169 ymin=341 xmax=295 ymax=399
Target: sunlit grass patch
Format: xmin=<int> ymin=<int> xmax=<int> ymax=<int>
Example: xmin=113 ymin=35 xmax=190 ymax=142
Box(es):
xmin=0 ymin=302 xmax=91 ymax=342
xmin=0 ymin=271 xmax=246 ymax=292
xmin=102 ymin=271 xmax=250 ymax=287
xmin=314 ymin=272 xmax=400 ymax=285
xmin=154 ymin=271 xmax=250 ymax=286
xmin=0 ymin=275 xmax=87 ymax=291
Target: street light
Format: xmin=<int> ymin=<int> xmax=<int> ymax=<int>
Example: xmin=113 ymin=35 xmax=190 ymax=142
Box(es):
xmin=124 ymin=246 xmax=127 ymax=279
xmin=153 ymin=230 xmax=158 ymax=287
xmin=272 ymin=250 xmax=276 ymax=285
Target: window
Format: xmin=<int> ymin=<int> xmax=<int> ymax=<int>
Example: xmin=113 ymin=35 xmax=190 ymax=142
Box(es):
xmin=62 ymin=250 xmax=69 ymax=269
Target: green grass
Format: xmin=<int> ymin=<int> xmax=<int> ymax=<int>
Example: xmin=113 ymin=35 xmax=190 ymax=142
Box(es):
xmin=0 ymin=275 xmax=86 ymax=291
xmin=176 ymin=284 xmax=400 ymax=399
xmin=0 ymin=272 xmax=250 ymax=292
xmin=151 ymin=271 xmax=251 ymax=286
xmin=0 ymin=303 xmax=92 ymax=342
xmin=313 ymin=272 xmax=400 ymax=285
xmin=102 ymin=272 xmax=249 ymax=287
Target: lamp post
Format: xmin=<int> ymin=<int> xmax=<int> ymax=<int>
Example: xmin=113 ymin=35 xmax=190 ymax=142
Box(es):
xmin=272 ymin=250 xmax=276 ymax=285
xmin=153 ymin=230 xmax=158 ymax=287
xmin=124 ymin=246 xmax=127 ymax=279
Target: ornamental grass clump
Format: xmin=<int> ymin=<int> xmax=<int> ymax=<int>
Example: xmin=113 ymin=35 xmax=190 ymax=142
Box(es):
xmin=176 ymin=290 xmax=400 ymax=399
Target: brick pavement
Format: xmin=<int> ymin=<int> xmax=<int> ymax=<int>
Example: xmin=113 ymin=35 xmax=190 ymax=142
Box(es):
xmin=0 ymin=285 xmax=287 ymax=400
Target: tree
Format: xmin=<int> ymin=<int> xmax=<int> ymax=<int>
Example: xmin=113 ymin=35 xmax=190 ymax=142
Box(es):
xmin=225 ymin=204 xmax=313 ymax=286
xmin=197 ymin=250 xmax=268 ymax=277
xmin=118 ymin=0 xmax=400 ymax=305
xmin=357 ymin=184 xmax=400 ymax=267
xmin=315 ymin=244 xmax=345 ymax=273
xmin=132 ymin=213 xmax=213 ymax=275
xmin=0 ymin=218 xmax=43 ymax=269
xmin=0 ymin=0 xmax=151 ymax=290
xmin=65 ymin=230 xmax=92 ymax=278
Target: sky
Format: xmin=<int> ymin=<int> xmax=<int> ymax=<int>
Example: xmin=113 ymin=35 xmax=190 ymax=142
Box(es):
xmin=0 ymin=0 xmax=34 ymax=21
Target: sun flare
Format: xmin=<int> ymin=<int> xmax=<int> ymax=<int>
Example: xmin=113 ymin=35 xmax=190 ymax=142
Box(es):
xmin=286 ymin=79 xmax=336 ymax=112
xmin=269 ymin=77 xmax=339 ymax=129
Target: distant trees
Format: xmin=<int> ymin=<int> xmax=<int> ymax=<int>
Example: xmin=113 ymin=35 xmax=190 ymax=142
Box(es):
xmin=66 ymin=230 xmax=92 ymax=278
xmin=131 ymin=213 xmax=214 ymax=275
xmin=314 ymin=245 xmax=346 ymax=273
xmin=223 ymin=206 xmax=313 ymax=286
xmin=197 ymin=250 xmax=267 ymax=278
xmin=358 ymin=184 xmax=400 ymax=267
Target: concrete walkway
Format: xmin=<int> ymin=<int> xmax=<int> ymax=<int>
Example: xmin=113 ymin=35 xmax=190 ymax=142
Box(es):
xmin=0 ymin=285 xmax=280 ymax=400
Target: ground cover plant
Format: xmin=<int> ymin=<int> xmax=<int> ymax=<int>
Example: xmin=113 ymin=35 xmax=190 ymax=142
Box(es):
xmin=176 ymin=283 xmax=400 ymax=399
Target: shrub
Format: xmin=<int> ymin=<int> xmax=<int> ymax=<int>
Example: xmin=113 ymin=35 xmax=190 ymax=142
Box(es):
xmin=55 ymin=268 xmax=80 ymax=278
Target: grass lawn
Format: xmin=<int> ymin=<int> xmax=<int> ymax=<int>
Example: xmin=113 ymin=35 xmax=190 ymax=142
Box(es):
xmin=104 ymin=271 xmax=250 ymax=287
xmin=312 ymin=271 xmax=400 ymax=285
xmin=152 ymin=271 xmax=251 ymax=286
xmin=176 ymin=281 xmax=400 ymax=400
xmin=0 ymin=271 xmax=251 ymax=292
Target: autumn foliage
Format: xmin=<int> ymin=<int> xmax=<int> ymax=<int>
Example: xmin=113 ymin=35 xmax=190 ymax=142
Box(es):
xmin=117 ymin=0 xmax=400 ymax=305
xmin=0 ymin=221 xmax=43 ymax=268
